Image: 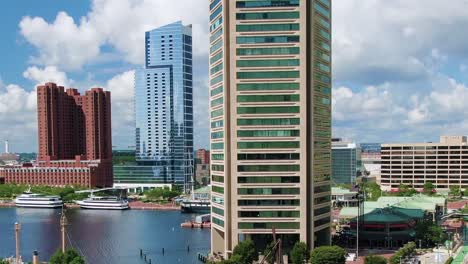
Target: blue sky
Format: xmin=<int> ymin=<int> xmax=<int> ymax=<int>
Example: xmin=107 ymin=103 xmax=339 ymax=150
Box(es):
xmin=1 ymin=0 xmax=468 ymax=153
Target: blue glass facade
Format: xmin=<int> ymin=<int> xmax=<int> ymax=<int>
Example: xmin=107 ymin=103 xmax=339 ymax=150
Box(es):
xmin=135 ymin=21 xmax=194 ymax=190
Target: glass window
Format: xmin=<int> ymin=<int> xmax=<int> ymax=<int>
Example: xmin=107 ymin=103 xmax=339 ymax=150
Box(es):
xmin=210 ymin=28 xmax=223 ymax=43
xmin=237 ymin=164 xmax=300 ymax=172
xmin=314 ymin=2 xmax=330 ymax=19
xmin=212 ymin=206 xmax=225 ymax=216
xmin=238 ymin=188 xmax=300 ymax=195
xmin=238 ymin=141 xmax=300 ymax=149
xmin=210 ymin=0 xmax=221 ymax=10
xmin=237 ymin=59 xmax=299 ymax=67
xmin=211 ymin=108 xmax=224 ymax=118
xmin=212 ymin=174 xmax=224 ymax=183
xmin=238 ymin=106 xmax=299 ymax=114
xmin=237 ymin=47 xmax=299 ymax=56
xmin=210 ymin=51 xmax=223 ymax=64
xmin=237 ymin=71 xmax=299 ymax=79
xmin=211 ymin=120 xmax=224 ymax=128
xmin=237 ymin=35 xmax=299 ymax=44
xmin=236 ymin=23 xmax=299 ymax=32
xmin=238 ymin=176 xmax=300 ymax=183
xmin=210 ymin=62 xmax=223 ymax=74
xmin=238 ymin=222 xmax=300 ymax=229
xmin=212 ymin=185 xmax=224 ymax=194
xmin=238 ymin=199 xmax=300 ymax=206
xmin=237 ymin=118 xmax=300 ymax=126
xmin=212 ymin=164 xmax=224 ymax=171
xmin=211 ymin=142 xmax=224 ymax=149
xmin=239 ymin=211 xmax=299 ymax=218
xmin=236 ymin=11 xmax=299 ymax=20
xmin=236 ymin=0 xmax=299 ymax=8
xmin=237 ymin=94 xmax=299 ymax=102
xmin=213 ymin=217 xmax=224 ymax=227
xmin=210 ymin=86 xmax=223 ymax=96
xmin=212 ymin=154 xmax=225 ymax=160
xmin=237 ymin=130 xmax=299 ymax=137
xmin=237 ymin=82 xmax=299 ymax=91
xmin=211 ymin=131 xmax=224 ymax=139
xmin=211 ymin=97 xmax=223 ymax=107
xmin=210 ymin=74 xmax=223 ymax=85
xmin=210 ymin=6 xmax=222 ymax=21
xmin=210 ymin=39 xmax=223 ymax=53
xmin=210 ymin=17 xmax=223 ymax=32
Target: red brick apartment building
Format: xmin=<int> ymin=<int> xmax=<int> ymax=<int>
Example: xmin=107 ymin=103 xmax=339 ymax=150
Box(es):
xmin=2 ymin=83 xmax=113 ymax=188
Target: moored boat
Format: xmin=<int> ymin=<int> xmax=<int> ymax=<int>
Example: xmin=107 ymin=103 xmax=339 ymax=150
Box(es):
xmin=76 ymin=196 xmax=129 ymax=210
xmin=15 ymin=192 xmax=63 ymax=208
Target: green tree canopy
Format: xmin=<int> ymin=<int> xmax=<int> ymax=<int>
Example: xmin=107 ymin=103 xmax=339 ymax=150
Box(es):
xmin=361 ymin=182 xmax=382 ymax=201
xmin=396 ymin=184 xmax=418 ymax=196
xmin=449 ymin=186 xmax=461 ymax=197
xmin=290 ymin=241 xmax=309 ymax=264
xmin=364 ymin=255 xmax=387 ymax=264
xmin=310 ymin=246 xmax=346 ymax=264
xmin=415 ymin=220 xmax=446 ymax=247
xmin=49 ymin=249 xmax=85 ymax=264
xmin=231 ymin=240 xmax=258 ymax=264
xmin=423 ymin=182 xmax=435 ymax=195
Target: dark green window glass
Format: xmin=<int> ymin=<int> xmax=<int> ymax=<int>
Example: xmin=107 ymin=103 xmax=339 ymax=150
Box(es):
xmin=314 ymin=185 xmax=331 ymax=193
xmin=314 ymin=195 xmax=331 ymax=204
xmin=238 ymin=188 xmax=299 ymax=195
xmin=236 ymin=23 xmax=299 ymax=32
xmin=238 ymin=222 xmax=299 ymax=229
xmin=316 ymin=16 xmax=330 ymax=29
xmin=237 ymin=59 xmax=299 ymax=67
xmin=236 ymin=11 xmax=299 ymax=20
xmin=237 ymin=141 xmax=300 ymax=149
xmin=314 ymin=2 xmax=330 ymax=19
xmin=237 ymin=130 xmax=299 ymax=137
xmin=210 ymin=51 xmax=223 ymax=64
xmin=211 ymin=97 xmax=223 ymax=107
xmin=237 ymin=82 xmax=299 ymax=91
xmin=315 ymin=217 xmax=330 ymax=227
xmin=237 ymin=94 xmax=299 ymax=102
xmin=211 ymin=131 xmax=224 ymax=139
xmin=317 ymin=0 xmax=330 ymax=8
xmin=238 ymin=176 xmax=300 ymax=184
xmin=237 ymin=164 xmax=300 ymax=172
xmin=211 ymin=86 xmax=223 ymax=96
xmin=212 ymin=174 xmax=224 ymax=183
xmin=237 ymin=47 xmax=299 ymax=56
xmin=212 ymin=164 xmax=224 ymax=171
xmin=212 ymin=206 xmax=225 ymax=216
xmin=212 ymin=196 xmax=224 ymax=205
xmin=237 ymin=71 xmax=299 ymax=79
xmin=237 ymin=118 xmax=300 ymax=126
xmin=210 ymin=74 xmax=223 ymax=85
xmin=239 ymin=211 xmax=299 ymax=218
xmin=315 ymin=61 xmax=330 ymax=73
xmin=211 ymin=120 xmax=223 ymax=128
xmin=317 ymin=40 xmax=330 ymax=51
xmin=210 ymin=17 xmax=223 ymax=32
xmin=238 ymin=199 xmax=300 ymax=206
xmin=210 ymin=63 xmax=223 ymax=74
xmin=315 ymin=73 xmax=331 ymax=84
xmin=212 ymin=154 xmax=224 ymax=160
xmin=213 ymin=217 xmax=225 ymax=227
xmin=236 ymin=0 xmax=299 ymax=8
xmin=314 ymin=206 xmax=331 ymax=216
xmin=318 ymin=29 xmax=330 ymax=40
xmin=237 ymin=36 xmax=299 ymax=44
xmin=211 ymin=108 xmax=224 ymax=118
xmin=316 ymin=50 xmax=330 ymax=62
xmin=237 ymin=153 xmax=300 ymax=160
xmin=211 ymin=142 xmax=224 ymax=149
xmin=212 ymin=185 xmax=224 ymax=194
xmin=238 ymin=106 xmax=299 ymax=114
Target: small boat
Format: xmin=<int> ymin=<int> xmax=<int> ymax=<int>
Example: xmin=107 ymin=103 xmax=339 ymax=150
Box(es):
xmin=15 ymin=191 xmax=63 ymax=208
xmin=180 ymin=200 xmax=210 ymax=213
xmin=76 ymin=196 xmax=129 ymax=210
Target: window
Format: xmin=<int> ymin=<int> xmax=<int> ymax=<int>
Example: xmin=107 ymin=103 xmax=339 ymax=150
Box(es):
xmin=236 ymin=11 xmax=299 ymax=20
xmin=237 ymin=129 xmax=299 ymax=137
xmin=211 ymin=109 xmax=224 ymax=118
xmin=238 ymin=188 xmax=299 ymax=195
xmin=238 ymin=222 xmax=299 ymax=229
xmin=238 ymin=199 xmax=300 ymax=206
xmin=210 ymin=51 xmax=223 ymax=64
xmin=238 ymin=176 xmax=300 ymax=183
xmin=239 ymin=211 xmax=299 ymax=218
xmin=210 ymin=6 xmax=222 ymax=21
xmin=212 ymin=154 xmax=225 ymax=160
xmin=236 ymin=23 xmax=299 ymax=32
xmin=212 ymin=185 xmax=224 ymax=194
xmin=314 ymin=2 xmax=330 ymax=19
xmin=237 ymin=164 xmax=300 ymax=172
xmin=211 ymin=97 xmax=223 ymax=107
xmin=213 ymin=217 xmax=224 ymax=227
xmin=238 ymin=106 xmax=299 ymax=114
xmin=237 ymin=71 xmax=299 ymax=79
xmin=211 ymin=131 xmax=224 ymax=139
xmin=237 ymin=141 xmax=300 ymax=149
xmin=237 ymin=94 xmax=299 ymax=102
xmin=237 ymin=59 xmax=299 ymax=67
xmin=237 ymin=118 xmax=300 ymax=126
xmin=237 ymin=82 xmax=299 ymax=91
xmin=236 ymin=0 xmax=299 ymax=8
xmin=237 ymin=35 xmax=299 ymax=44
xmin=211 ymin=86 xmax=223 ymax=96
xmin=237 ymin=47 xmax=299 ymax=56
xmin=212 ymin=206 xmax=224 ymax=216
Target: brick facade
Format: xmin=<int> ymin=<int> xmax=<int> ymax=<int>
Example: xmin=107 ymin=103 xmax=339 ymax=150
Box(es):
xmin=4 ymin=83 xmax=113 ymax=187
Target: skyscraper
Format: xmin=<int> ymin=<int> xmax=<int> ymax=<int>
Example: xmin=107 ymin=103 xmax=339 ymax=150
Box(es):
xmin=135 ymin=21 xmax=194 ymax=190
xmin=209 ymin=0 xmax=332 ymax=256
xmin=4 ymin=82 xmax=113 ymax=187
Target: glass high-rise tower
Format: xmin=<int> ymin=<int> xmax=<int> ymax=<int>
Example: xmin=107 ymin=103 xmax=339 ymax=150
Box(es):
xmin=135 ymin=21 xmax=194 ymax=191
xmin=209 ymin=0 xmax=332 ymax=256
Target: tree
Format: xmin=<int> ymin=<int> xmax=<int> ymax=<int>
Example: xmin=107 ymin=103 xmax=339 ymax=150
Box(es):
xmin=50 ymin=249 xmax=85 ymax=264
xmin=232 ymin=240 xmax=258 ymax=264
xmin=361 ymin=182 xmax=382 ymax=201
xmin=397 ymin=184 xmax=418 ymax=196
xmin=262 ymin=241 xmax=276 ymax=264
xmin=415 ymin=220 xmax=446 ymax=247
xmin=389 ymin=242 xmax=416 ymax=264
xmin=449 ymin=186 xmax=461 ymax=197
xmin=364 ymin=255 xmax=387 ymax=264
xmin=310 ymin=246 xmax=346 ymax=264
xmin=423 ymin=182 xmax=435 ymax=195
xmin=0 ymin=260 xmax=9 ymax=264
xmin=290 ymin=242 xmax=309 ymax=264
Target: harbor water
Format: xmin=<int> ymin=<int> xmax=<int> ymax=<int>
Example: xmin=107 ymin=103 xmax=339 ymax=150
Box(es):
xmin=0 ymin=208 xmax=210 ymax=264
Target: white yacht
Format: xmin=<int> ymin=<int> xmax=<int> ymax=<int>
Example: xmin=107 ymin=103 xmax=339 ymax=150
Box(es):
xmin=15 ymin=192 xmax=63 ymax=208
xmin=76 ymin=196 xmax=129 ymax=210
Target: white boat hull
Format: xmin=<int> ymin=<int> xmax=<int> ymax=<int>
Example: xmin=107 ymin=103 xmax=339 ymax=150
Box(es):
xmin=76 ymin=201 xmax=129 ymax=210
xmin=15 ymin=203 xmax=63 ymax=208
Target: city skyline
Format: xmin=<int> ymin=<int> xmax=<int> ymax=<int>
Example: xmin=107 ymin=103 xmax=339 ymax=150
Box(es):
xmin=1 ymin=1 xmax=468 ymax=153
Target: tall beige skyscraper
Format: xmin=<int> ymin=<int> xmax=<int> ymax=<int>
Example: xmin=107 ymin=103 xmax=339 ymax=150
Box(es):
xmin=209 ymin=0 xmax=332 ymax=257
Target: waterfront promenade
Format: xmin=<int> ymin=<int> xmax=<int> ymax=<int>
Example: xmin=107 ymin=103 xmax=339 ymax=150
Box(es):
xmin=0 ymin=200 xmax=180 ymax=211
